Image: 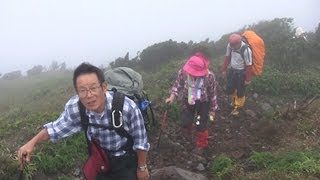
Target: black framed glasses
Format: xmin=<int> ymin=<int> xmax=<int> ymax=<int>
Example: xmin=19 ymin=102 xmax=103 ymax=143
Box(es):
xmin=77 ymin=85 xmax=102 ymax=98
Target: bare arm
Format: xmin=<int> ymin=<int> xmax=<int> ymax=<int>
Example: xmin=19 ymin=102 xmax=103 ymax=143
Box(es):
xmin=221 ymin=55 xmax=231 ymax=73
xmin=245 ymin=65 xmax=252 ymax=83
xmin=17 ymin=128 xmax=50 ymax=166
xmin=136 ymin=149 xmax=150 ymax=180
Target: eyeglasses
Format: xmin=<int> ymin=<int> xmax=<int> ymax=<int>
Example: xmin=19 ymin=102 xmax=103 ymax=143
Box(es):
xmin=77 ymin=85 xmax=102 ymax=98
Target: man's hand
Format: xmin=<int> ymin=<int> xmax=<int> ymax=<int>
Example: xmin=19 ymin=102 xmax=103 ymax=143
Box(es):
xmin=221 ymin=71 xmax=227 ymax=78
xmin=137 ymin=168 xmax=150 ymax=180
xmin=17 ymin=128 xmax=50 ymax=168
xmin=165 ymin=94 xmax=175 ymax=105
xmin=245 ymin=80 xmax=251 ymax=85
xmin=209 ymin=111 xmax=215 ymax=122
xmin=17 ymin=142 xmax=35 ymax=167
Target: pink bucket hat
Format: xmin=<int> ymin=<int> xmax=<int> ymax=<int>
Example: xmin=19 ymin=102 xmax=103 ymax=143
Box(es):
xmin=183 ymin=56 xmax=208 ymax=77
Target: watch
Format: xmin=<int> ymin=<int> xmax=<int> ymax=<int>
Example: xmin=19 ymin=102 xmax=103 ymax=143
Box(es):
xmin=137 ymin=165 xmax=148 ymax=172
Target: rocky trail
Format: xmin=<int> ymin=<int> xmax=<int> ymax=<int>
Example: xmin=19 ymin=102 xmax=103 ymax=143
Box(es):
xmin=147 ymin=90 xmax=282 ymax=179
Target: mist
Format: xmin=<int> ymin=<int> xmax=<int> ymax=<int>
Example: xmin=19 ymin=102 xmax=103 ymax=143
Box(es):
xmin=0 ymin=0 xmax=318 ymax=74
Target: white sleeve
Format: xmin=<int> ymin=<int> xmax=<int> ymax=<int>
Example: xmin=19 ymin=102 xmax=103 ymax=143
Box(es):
xmin=243 ymin=47 xmax=253 ymax=66
xmin=226 ymin=43 xmax=231 ymax=56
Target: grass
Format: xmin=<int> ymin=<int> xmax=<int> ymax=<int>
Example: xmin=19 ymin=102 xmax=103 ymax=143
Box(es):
xmin=210 ymin=154 xmax=235 ymax=180
xmin=0 ymin=71 xmax=74 ymax=113
xmin=250 ymin=65 xmax=320 ymax=97
xmin=34 ymin=134 xmax=87 ymax=174
xmin=250 ymin=151 xmax=320 ymax=177
xmin=0 ymin=72 xmax=83 ymax=179
xmin=209 ymin=150 xmax=320 ymax=179
xmin=0 ymin=107 xmax=87 ymax=179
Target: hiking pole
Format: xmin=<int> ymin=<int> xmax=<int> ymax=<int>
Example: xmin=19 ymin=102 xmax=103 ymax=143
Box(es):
xmin=18 ymin=153 xmax=27 ymax=180
xmin=18 ymin=166 xmax=24 ymax=180
xmin=156 ymin=105 xmax=168 ymax=148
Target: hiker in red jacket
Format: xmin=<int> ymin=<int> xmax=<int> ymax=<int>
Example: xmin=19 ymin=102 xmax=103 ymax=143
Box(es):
xmin=165 ymin=50 xmax=218 ymax=154
xmin=221 ymin=33 xmax=253 ymax=116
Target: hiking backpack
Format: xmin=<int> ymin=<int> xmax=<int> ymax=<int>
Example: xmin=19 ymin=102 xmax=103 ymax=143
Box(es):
xmin=239 ymin=30 xmax=266 ymax=76
xmin=104 ymin=67 xmax=155 ymax=131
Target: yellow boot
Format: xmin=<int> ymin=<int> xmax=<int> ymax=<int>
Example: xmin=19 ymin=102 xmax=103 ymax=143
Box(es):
xmin=230 ymin=91 xmax=237 ymax=107
xmin=235 ymin=96 xmax=245 ymax=108
xmin=231 ymin=96 xmax=245 ymax=116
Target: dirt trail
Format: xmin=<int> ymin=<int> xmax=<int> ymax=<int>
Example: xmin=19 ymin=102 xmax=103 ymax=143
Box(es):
xmin=147 ymin=92 xmax=281 ymax=178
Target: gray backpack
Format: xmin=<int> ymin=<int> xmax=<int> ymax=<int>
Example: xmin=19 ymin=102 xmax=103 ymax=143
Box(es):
xmin=105 ymin=67 xmax=144 ymax=98
xmin=104 ymin=67 xmax=155 ymax=130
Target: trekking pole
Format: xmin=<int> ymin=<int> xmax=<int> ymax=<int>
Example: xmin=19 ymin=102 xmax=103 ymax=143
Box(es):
xmin=18 ymin=153 xmax=27 ymax=180
xmin=18 ymin=166 xmax=24 ymax=180
xmin=156 ymin=105 xmax=168 ymax=148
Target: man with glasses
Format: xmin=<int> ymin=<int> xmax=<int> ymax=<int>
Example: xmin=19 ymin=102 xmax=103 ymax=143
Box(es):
xmin=221 ymin=33 xmax=253 ymax=116
xmin=17 ymin=62 xmax=150 ymax=180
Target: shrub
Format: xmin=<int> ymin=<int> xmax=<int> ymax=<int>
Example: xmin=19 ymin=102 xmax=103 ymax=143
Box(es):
xmin=210 ymin=154 xmax=235 ymax=180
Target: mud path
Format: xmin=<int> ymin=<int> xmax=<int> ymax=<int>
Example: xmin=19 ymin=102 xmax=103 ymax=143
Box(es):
xmin=147 ymin=91 xmax=281 ymax=178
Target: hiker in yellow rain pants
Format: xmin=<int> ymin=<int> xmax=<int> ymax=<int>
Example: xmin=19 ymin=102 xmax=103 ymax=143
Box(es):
xmin=221 ymin=33 xmax=253 ymax=115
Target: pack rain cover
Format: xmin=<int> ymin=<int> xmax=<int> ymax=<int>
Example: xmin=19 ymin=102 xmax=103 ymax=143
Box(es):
xmin=242 ymin=30 xmax=266 ymax=76
xmin=104 ymin=67 xmax=144 ymax=97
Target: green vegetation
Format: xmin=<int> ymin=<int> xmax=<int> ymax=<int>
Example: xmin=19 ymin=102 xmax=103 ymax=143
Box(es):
xmin=0 ymin=72 xmax=78 ymax=179
xmin=250 ymin=151 xmax=320 ymax=176
xmin=251 ymin=66 xmax=320 ymax=96
xmin=210 ymin=155 xmax=235 ymax=180
xmin=0 ymin=107 xmax=87 ymax=179
xmin=34 ymin=134 xmax=87 ymax=174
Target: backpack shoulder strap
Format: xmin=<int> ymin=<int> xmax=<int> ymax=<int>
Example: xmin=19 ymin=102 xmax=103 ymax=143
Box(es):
xmin=239 ymin=43 xmax=249 ymax=59
xmin=111 ymin=90 xmax=134 ymax=152
xmin=78 ymin=101 xmax=91 ymax=155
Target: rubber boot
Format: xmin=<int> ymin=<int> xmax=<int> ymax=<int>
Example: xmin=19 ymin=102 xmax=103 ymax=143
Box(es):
xmin=229 ymin=91 xmax=237 ymax=107
xmin=235 ymin=96 xmax=245 ymax=108
xmin=231 ymin=96 xmax=245 ymax=116
xmin=195 ymin=130 xmax=208 ymax=154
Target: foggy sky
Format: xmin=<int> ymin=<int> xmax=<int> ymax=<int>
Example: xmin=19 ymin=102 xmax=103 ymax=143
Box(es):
xmin=0 ymin=0 xmax=319 ymax=74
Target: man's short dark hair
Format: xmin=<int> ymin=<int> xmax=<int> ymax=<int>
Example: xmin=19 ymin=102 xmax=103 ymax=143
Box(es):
xmin=73 ymin=62 xmax=105 ymax=89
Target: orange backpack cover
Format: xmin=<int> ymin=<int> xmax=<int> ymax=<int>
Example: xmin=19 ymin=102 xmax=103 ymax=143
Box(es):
xmin=242 ymin=30 xmax=266 ymax=76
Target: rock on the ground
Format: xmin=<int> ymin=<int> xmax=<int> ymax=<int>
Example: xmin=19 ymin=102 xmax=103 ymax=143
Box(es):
xmin=151 ymin=166 xmax=208 ymax=180
xmin=245 ymin=109 xmax=257 ymax=118
xmin=261 ymin=102 xmax=273 ymax=112
xmin=196 ymin=163 xmax=205 ymax=171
